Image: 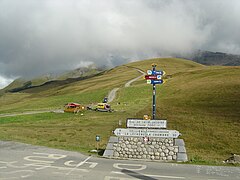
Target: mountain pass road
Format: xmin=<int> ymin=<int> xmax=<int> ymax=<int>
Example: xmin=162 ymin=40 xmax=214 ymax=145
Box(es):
xmin=0 ymin=141 xmax=239 ymax=180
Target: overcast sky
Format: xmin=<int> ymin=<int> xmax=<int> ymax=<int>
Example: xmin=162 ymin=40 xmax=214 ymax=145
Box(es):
xmin=1 ymin=0 xmax=240 ymax=88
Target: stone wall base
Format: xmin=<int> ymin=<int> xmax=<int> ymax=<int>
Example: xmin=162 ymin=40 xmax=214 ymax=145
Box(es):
xmin=103 ymin=136 xmax=188 ymax=162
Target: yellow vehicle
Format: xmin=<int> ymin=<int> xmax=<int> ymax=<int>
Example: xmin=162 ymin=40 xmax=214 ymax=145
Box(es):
xmin=64 ymin=103 xmax=85 ymax=113
xmin=143 ymin=115 xmax=151 ymax=120
xmin=96 ymin=103 xmax=112 ymax=112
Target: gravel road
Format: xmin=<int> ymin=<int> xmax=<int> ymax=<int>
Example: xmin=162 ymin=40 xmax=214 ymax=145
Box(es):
xmin=107 ymin=69 xmax=145 ymax=102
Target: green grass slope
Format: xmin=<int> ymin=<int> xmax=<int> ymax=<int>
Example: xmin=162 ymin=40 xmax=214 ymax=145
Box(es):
xmin=0 ymin=58 xmax=239 ymax=164
xmin=137 ymin=65 xmax=240 ymax=163
xmin=1 ymin=66 xmax=102 ymax=93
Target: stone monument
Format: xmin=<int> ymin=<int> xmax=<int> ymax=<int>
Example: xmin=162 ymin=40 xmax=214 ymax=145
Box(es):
xmin=103 ymin=64 xmax=187 ymax=162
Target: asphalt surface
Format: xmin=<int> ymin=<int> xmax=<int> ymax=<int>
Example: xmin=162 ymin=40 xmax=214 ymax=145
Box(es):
xmin=0 ymin=141 xmax=240 ymax=180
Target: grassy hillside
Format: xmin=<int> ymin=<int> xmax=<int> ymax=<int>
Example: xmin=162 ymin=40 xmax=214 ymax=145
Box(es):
xmin=136 ymin=65 xmax=240 ymax=163
xmin=1 ymin=66 xmax=102 ymax=93
xmin=0 ymin=58 xmax=239 ymax=165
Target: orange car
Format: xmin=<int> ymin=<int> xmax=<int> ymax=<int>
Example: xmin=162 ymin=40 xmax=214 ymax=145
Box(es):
xmin=64 ymin=103 xmax=85 ymax=113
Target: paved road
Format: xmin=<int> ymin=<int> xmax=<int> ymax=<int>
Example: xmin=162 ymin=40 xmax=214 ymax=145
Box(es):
xmin=1 ymin=141 xmax=240 ymax=180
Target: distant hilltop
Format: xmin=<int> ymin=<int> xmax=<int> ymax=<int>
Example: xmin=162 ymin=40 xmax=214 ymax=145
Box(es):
xmin=181 ymin=50 xmax=240 ymax=66
xmin=0 ymin=65 xmax=104 ymax=93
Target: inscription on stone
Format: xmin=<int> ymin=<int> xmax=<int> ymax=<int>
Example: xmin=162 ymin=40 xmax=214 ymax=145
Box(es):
xmin=114 ymin=128 xmax=180 ymax=138
xmin=127 ymin=119 xmax=167 ymax=128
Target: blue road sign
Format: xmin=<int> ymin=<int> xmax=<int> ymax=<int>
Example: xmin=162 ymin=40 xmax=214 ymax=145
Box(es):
xmin=148 ymin=79 xmax=164 ymax=84
xmin=152 ymin=70 xmax=165 ymax=75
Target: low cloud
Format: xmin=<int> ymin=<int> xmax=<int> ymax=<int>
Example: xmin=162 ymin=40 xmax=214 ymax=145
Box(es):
xmin=0 ymin=75 xmax=14 ymax=89
xmin=0 ymin=0 xmax=240 ymax=80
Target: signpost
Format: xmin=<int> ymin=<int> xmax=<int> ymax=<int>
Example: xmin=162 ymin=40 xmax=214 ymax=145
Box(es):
xmin=106 ymin=64 xmax=185 ymax=160
xmin=147 ymin=70 xmax=165 ymax=75
xmin=127 ymin=119 xmax=167 ymax=129
xmin=114 ymin=128 xmax=180 ymax=138
xmin=96 ymin=135 xmax=100 ymax=151
xmin=152 ymin=70 xmax=165 ymax=75
xmin=146 ymin=79 xmax=164 ymax=84
xmin=145 ymin=75 xmax=162 ymax=80
xmin=145 ymin=64 xmax=165 ymax=119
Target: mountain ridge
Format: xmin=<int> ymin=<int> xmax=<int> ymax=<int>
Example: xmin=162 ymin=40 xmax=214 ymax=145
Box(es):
xmin=0 ymin=65 xmax=104 ymax=94
xmin=180 ymin=50 xmax=240 ymax=66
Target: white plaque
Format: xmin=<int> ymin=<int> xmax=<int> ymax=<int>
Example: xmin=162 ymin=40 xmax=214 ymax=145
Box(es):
xmin=114 ymin=128 xmax=180 ymax=138
xmin=127 ymin=119 xmax=167 ymax=128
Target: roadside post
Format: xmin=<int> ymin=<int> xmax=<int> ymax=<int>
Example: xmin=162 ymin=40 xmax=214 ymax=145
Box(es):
xmin=95 ymin=135 xmax=100 ymax=151
xmin=145 ymin=64 xmax=165 ymax=119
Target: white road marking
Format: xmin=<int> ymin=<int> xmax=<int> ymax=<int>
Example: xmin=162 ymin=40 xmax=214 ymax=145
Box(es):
xmin=86 ymin=162 xmax=98 ymax=168
xmin=32 ymin=152 xmax=67 ymax=159
xmin=0 ymin=161 xmax=29 ymax=169
xmin=0 ymin=170 xmax=34 ymax=180
xmin=111 ymin=171 xmax=186 ymax=179
xmin=24 ymin=156 xmax=53 ymax=164
xmin=23 ymin=163 xmax=89 ymax=172
xmin=64 ymin=160 xmax=98 ymax=168
xmin=104 ymin=176 xmax=138 ymax=180
xmin=65 ymin=156 xmax=92 ymax=175
xmin=113 ymin=163 xmax=146 ymax=171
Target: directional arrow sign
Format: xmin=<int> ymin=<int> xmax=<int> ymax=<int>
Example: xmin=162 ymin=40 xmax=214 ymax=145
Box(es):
xmin=145 ymin=75 xmax=162 ymax=80
xmin=152 ymin=70 xmax=165 ymax=75
xmin=147 ymin=70 xmax=165 ymax=75
xmin=114 ymin=128 xmax=180 ymax=138
xmin=147 ymin=79 xmax=164 ymax=84
xmin=127 ymin=119 xmax=167 ymax=128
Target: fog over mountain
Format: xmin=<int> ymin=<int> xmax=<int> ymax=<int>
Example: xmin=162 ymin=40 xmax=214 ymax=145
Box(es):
xmin=1 ymin=0 xmax=240 ymax=88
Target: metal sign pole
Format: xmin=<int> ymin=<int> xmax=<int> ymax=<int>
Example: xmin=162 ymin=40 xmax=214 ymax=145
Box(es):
xmin=152 ymin=64 xmax=156 ymax=119
xmin=153 ymin=84 xmax=156 ymax=119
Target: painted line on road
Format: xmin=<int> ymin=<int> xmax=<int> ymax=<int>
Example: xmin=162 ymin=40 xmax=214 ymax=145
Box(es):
xmin=0 ymin=170 xmax=34 ymax=179
xmin=113 ymin=163 xmax=146 ymax=171
xmin=16 ymin=163 xmax=89 ymax=172
xmin=65 ymin=156 xmax=92 ymax=175
xmin=111 ymin=171 xmax=186 ymax=179
xmin=104 ymin=176 xmax=138 ymax=180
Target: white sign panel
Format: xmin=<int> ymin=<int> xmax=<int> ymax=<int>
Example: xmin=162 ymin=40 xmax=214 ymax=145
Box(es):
xmin=147 ymin=70 xmax=152 ymax=75
xmin=114 ymin=128 xmax=180 ymax=138
xmin=127 ymin=119 xmax=167 ymax=128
